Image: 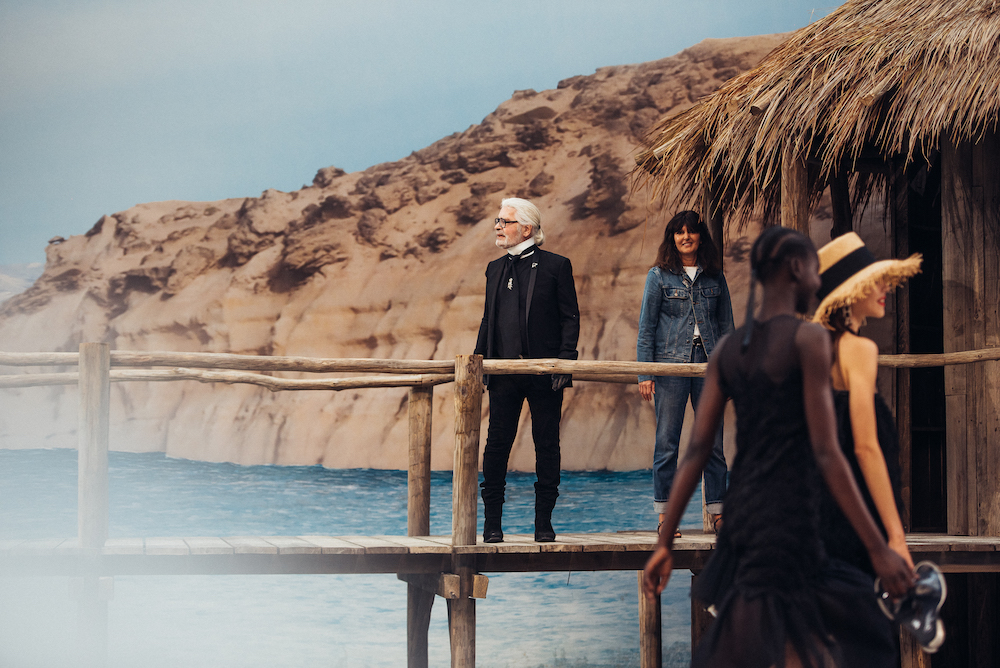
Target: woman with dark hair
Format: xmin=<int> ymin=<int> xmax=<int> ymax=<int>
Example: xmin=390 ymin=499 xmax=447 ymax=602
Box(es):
xmin=636 ymin=210 xmax=733 ymax=536
xmin=643 ymin=226 xmax=914 ymax=667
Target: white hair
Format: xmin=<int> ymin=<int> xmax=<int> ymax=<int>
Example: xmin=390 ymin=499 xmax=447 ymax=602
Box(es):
xmin=501 ymin=197 xmax=545 ymax=246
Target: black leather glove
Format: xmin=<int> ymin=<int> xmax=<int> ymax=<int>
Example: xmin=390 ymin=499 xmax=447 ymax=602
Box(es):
xmin=551 ymin=374 xmax=571 ymax=392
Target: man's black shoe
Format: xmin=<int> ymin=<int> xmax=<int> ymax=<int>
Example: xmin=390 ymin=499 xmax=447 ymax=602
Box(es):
xmin=876 ymin=561 xmax=947 ymax=654
xmin=483 ymin=517 xmax=504 ymax=543
xmin=483 ymin=528 xmax=504 ymax=543
xmin=534 ymin=517 xmax=556 ymax=542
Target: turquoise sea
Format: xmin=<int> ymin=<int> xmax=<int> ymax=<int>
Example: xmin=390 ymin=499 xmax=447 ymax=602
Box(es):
xmin=0 ymin=449 xmax=704 ymax=667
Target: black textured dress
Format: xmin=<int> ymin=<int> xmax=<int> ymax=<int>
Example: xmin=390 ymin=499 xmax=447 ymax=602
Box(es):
xmin=691 ymin=315 xmax=896 ymax=668
xmin=819 ymin=390 xmax=904 ymax=577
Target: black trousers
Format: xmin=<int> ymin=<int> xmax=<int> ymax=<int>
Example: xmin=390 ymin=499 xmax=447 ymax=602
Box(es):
xmin=481 ymin=374 xmax=563 ymax=517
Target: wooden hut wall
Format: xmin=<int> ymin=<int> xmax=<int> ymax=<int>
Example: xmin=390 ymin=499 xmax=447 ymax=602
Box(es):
xmin=941 ymin=131 xmax=1000 ymax=537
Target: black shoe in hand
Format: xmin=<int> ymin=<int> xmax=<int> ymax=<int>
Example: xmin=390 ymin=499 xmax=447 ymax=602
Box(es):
xmin=876 ymin=561 xmax=947 ymax=654
xmin=534 ymin=517 xmax=556 ymax=542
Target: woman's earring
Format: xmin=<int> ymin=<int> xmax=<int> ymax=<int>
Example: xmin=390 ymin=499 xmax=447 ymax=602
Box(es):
xmin=844 ymin=305 xmax=854 ymax=331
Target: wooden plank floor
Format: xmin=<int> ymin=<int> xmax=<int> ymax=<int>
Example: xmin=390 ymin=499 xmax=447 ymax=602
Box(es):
xmin=1 ymin=533 xmax=998 ymax=577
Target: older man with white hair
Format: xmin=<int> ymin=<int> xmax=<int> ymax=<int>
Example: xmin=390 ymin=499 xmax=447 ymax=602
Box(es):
xmin=474 ymin=197 xmax=580 ymax=543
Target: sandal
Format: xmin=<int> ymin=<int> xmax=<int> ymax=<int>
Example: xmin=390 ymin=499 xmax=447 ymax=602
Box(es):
xmin=657 ymin=521 xmax=681 ymax=538
xmin=710 ymin=513 xmax=723 ymax=534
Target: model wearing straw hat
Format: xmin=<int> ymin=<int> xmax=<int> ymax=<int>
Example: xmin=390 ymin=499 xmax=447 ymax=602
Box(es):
xmin=813 ymin=232 xmax=921 ymax=579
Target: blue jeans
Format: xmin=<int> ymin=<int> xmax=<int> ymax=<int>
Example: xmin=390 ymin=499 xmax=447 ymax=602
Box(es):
xmin=652 ymin=343 xmax=727 ymax=514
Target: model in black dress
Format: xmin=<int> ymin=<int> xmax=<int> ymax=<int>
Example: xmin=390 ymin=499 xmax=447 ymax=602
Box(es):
xmin=812 ymin=231 xmax=922 ymax=578
xmin=643 ymin=227 xmax=913 ymax=668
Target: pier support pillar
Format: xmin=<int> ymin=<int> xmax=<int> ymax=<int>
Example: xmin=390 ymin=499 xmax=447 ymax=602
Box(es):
xmin=449 ymin=354 xmax=482 ymax=668
xmin=447 ymin=556 xmax=477 ymax=668
xmin=638 ymin=571 xmax=662 ymax=668
xmin=407 ymin=586 xmax=435 ymax=668
xmin=407 ymin=385 xmax=435 ymax=668
xmin=690 ymin=572 xmax=713 ymax=657
xmin=899 ymin=629 xmax=932 ymax=668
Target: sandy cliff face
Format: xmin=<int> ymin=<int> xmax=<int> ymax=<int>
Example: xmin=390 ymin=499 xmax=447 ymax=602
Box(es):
xmin=0 ymin=35 xmax=787 ymax=470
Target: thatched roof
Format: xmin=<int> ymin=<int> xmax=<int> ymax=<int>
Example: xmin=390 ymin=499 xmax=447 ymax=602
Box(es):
xmin=634 ymin=0 xmax=1000 ymax=225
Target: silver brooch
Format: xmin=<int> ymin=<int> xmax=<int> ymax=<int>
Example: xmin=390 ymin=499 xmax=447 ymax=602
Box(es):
xmin=507 ymin=278 xmax=513 ymax=290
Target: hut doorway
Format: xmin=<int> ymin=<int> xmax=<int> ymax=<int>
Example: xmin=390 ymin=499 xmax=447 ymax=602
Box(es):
xmin=829 ymin=153 xmax=948 ymax=534
xmin=895 ymin=156 xmax=947 ymax=533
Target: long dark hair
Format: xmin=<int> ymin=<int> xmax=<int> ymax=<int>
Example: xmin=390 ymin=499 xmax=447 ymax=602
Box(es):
xmin=654 ymin=210 xmax=721 ymax=276
xmin=742 ymin=226 xmax=817 ymax=351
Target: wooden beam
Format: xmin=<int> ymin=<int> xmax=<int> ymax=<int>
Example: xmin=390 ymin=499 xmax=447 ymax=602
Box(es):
xmin=399 ymin=573 xmax=460 ymax=599
xmin=638 ymin=571 xmax=662 ymax=668
xmin=942 ymin=136 xmax=975 ymax=536
xmin=781 ymin=143 xmax=810 ymax=234
xmin=113 ymin=352 xmax=457 ymax=374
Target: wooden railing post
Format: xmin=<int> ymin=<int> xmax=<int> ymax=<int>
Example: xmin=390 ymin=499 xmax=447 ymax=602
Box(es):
xmin=449 ymin=354 xmax=482 ymax=668
xmin=79 ymin=342 xmax=110 ymax=548
xmin=77 ymin=341 xmax=110 ymax=667
xmin=407 ymin=385 xmax=435 ymax=668
xmin=638 ymin=571 xmax=662 ymax=668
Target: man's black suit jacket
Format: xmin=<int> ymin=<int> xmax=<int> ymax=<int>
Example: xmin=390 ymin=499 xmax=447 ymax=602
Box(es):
xmin=474 ymin=247 xmax=580 ymax=377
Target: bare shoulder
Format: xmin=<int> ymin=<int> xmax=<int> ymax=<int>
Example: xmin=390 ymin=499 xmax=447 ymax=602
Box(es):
xmin=796 ymin=321 xmax=832 ymax=352
xmin=838 ymin=332 xmax=879 ymax=366
xmin=793 ymin=321 xmax=833 ymax=375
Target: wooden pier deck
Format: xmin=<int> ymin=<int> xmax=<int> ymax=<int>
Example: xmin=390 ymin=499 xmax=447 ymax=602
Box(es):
xmin=4 ymin=347 xmax=1000 ymax=667
xmin=4 ymin=532 xmax=998 ymax=577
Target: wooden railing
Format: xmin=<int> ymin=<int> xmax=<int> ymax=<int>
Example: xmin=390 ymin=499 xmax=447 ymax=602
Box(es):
xmin=3 ymin=344 xmax=999 ymax=668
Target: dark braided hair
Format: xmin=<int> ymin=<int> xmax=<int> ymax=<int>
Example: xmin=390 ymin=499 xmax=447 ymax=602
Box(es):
xmin=742 ymin=226 xmax=818 ymax=351
xmin=654 ymin=210 xmax=722 ymax=276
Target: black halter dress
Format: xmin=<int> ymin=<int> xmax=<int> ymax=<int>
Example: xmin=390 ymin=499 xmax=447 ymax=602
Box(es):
xmin=690 ymin=315 xmax=896 ymax=668
xmin=819 ymin=389 xmax=904 ymax=577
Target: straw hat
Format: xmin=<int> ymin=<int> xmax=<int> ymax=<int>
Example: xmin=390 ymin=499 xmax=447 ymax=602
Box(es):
xmin=812 ymin=232 xmax=922 ymax=328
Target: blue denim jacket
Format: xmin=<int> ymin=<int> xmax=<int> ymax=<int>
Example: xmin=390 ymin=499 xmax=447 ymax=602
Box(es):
xmin=636 ymin=266 xmax=734 ymax=381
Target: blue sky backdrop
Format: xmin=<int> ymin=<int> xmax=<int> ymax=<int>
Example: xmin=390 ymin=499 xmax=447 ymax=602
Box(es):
xmin=0 ymin=0 xmax=835 ymax=265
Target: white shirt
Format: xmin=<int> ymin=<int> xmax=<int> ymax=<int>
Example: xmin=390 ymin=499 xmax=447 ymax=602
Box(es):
xmin=507 ymin=239 xmax=537 ymax=257
xmin=684 ymin=265 xmax=701 ymax=339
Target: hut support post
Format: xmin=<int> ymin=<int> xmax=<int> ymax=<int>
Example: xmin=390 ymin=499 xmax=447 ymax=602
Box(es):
xmin=638 ymin=571 xmax=661 ymax=668
xmin=77 ymin=342 xmax=111 ymax=667
xmin=941 ymin=133 xmax=1000 ymax=537
xmin=829 ymin=173 xmax=853 ymax=238
xmin=703 ymin=181 xmax=726 ymax=271
xmin=406 ymin=385 xmax=434 ymax=668
xmin=449 ymin=355 xmax=482 ymax=668
xmin=781 ymin=144 xmax=810 ymax=233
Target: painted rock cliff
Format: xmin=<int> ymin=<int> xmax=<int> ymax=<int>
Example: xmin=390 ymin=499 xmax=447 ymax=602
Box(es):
xmin=0 ymin=35 xmax=787 ymax=470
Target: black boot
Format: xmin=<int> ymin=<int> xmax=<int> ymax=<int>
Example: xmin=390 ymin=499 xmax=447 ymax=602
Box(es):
xmin=483 ymin=506 xmax=504 ymax=543
xmin=534 ymin=512 xmax=556 ymax=542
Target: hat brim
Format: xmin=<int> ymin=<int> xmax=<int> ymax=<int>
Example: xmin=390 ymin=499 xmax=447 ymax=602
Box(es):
xmin=812 ymin=254 xmax=922 ymax=328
